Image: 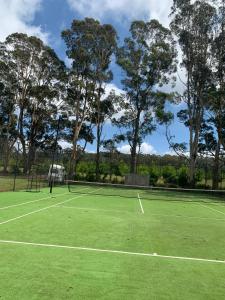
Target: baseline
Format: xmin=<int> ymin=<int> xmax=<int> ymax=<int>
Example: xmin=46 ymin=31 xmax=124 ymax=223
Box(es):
xmin=0 ymin=239 xmax=224 ymax=265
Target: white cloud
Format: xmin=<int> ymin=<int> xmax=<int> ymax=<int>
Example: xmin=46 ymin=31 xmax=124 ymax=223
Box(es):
xmin=117 ymin=144 xmax=131 ymax=154
xmin=164 ymin=149 xmax=177 ymax=156
xmin=118 ymin=142 xmax=157 ymax=154
xmin=58 ymin=140 xmax=72 ymax=149
xmin=67 ymin=0 xmax=173 ymax=26
xmin=140 ymin=142 xmax=157 ymax=154
xmin=104 ymin=83 xmax=124 ymax=98
xmin=0 ymin=0 xmax=49 ymax=43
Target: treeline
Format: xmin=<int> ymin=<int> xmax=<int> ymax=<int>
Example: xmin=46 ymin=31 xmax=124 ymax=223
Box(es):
xmin=1 ymin=148 xmax=222 ymax=189
xmin=0 ymin=0 xmax=225 ymax=189
xmin=74 ymin=152 xmax=220 ymax=188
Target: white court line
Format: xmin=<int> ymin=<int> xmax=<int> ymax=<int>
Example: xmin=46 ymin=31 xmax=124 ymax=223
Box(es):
xmin=56 ymin=205 xmax=126 ymax=214
xmin=0 ymin=188 xmax=103 ymax=226
xmin=56 ymin=206 xmax=225 ymax=222
xmin=149 ymin=213 xmax=225 ymax=222
xmin=199 ymin=203 xmax=225 ymax=217
xmin=138 ymin=193 xmax=144 ymax=214
xmin=0 ymin=192 xmax=69 ymax=210
xmin=0 ymin=239 xmax=224 ymax=264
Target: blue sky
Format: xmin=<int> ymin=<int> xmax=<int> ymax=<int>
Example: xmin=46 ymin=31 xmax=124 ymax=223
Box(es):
xmin=0 ymin=0 xmax=188 ymax=155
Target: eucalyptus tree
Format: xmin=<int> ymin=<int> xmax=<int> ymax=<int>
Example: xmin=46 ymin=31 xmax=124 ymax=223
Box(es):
xmin=0 ymin=83 xmax=17 ymax=172
xmin=62 ymin=119 xmax=95 ymax=173
xmin=90 ymin=90 xmax=120 ymax=180
xmin=200 ymin=0 xmax=225 ymax=189
xmin=115 ymin=20 xmax=177 ymax=173
xmin=102 ymin=136 xmax=123 ymax=182
xmin=198 ymin=117 xmax=225 ymax=189
xmin=0 ymin=42 xmax=17 ymax=172
xmin=62 ymin=18 xmax=117 ymax=180
xmin=3 ymin=33 xmax=66 ymax=173
xmin=170 ymin=0 xmax=216 ymax=186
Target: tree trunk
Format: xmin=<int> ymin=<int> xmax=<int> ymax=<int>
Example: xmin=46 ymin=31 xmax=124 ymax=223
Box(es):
xmin=2 ymin=140 xmax=10 ymax=173
xmin=130 ymin=109 xmax=141 ymax=174
xmin=18 ymin=107 xmax=28 ymax=174
xmin=212 ymin=141 xmax=220 ymax=190
xmin=95 ymin=87 xmax=102 ymax=182
xmin=95 ymin=120 xmax=101 ymax=181
xmin=189 ymin=156 xmax=196 ymax=188
xmin=188 ymin=104 xmax=203 ymax=188
xmin=27 ymin=143 xmax=36 ymax=175
xmin=70 ymin=133 xmax=78 ymax=178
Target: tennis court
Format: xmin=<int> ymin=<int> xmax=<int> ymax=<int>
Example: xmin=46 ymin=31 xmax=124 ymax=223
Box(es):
xmin=1 ymin=183 xmax=225 ymax=299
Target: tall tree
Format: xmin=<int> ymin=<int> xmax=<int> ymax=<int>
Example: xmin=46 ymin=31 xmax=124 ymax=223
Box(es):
xmin=169 ymin=0 xmax=215 ymax=186
xmin=3 ymin=33 xmax=66 ymax=173
xmin=0 ymin=83 xmax=17 ymax=172
xmin=62 ymin=18 xmax=117 ymax=180
xmin=90 ymin=91 xmax=120 ymax=180
xmin=115 ymin=20 xmax=177 ymax=173
xmin=206 ymin=0 xmax=225 ymax=189
xmin=0 ymin=42 xmax=17 ymax=172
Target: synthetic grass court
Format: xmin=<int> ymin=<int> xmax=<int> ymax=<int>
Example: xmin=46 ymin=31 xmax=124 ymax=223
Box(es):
xmin=0 ymin=185 xmax=225 ymax=299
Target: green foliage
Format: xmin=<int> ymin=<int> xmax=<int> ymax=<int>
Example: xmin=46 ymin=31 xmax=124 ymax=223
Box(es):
xmin=137 ymin=165 xmax=149 ymax=176
xmin=115 ymin=19 xmax=177 ymax=173
xmin=62 ymin=18 xmax=118 ymax=180
xmin=170 ymin=0 xmax=218 ymax=185
xmin=177 ymin=166 xmax=188 ymax=187
xmin=118 ymin=160 xmax=129 ymax=176
xmin=162 ymin=165 xmax=177 ymax=185
xmin=149 ymin=166 xmax=160 ymax=186
xmin=195 ymin=169 xmax=204 ymax=183
xmin=1 ymin=33 xmax=66 ymax=173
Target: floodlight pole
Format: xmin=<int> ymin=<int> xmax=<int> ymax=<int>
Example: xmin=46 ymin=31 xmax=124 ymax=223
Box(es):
xmin=49 ymin=115 xmax=61 ymax=194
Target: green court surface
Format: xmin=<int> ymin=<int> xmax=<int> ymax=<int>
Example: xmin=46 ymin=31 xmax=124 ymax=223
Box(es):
xmin=0 ymin=185 xmax=225 ymax=299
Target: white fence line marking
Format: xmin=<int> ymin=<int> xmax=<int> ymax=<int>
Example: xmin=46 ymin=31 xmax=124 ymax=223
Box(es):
xmin=0 ymin=239 xmax=224 ymax=264
xmin=0 ymin=192 xmax=69 ymax=210
xmin=138 ymin=193 xmax=144 ymax=214
xmin=199 ymin=203 xmax=225 ymax=217
xmin=0 ymin=188 xmax=102 ymax=226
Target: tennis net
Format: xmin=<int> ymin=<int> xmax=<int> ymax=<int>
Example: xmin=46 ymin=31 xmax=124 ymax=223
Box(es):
xmin=67 ymin=180 xmax=225 ymax=203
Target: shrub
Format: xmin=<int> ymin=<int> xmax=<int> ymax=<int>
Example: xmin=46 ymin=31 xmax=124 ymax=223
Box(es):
xmin=138 ymin=165 xmax=149 ymax=175
xmin=162 ymin=166 xmax=177 ymax=184
xmin=86 ymin=172 xmax=95 ymax=182
xmin=10 ymin=165 xmax=21 ymax=175
xmin=177 ymin=166 xmax=188 ymax=187
xmin=118 ymin=161 xmax=129 ymax=176
xmin=195 ymin=169 xmax=204 ymax=183
xmin=149 ymin=167 xmax=160 ymax=186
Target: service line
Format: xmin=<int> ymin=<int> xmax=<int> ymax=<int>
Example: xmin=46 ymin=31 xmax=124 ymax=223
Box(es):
xmin=138 ymin=193 xmax=144 ymax=214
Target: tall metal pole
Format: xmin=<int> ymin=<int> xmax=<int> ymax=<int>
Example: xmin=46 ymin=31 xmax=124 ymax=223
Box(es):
xmin=49 ymin=116 xmax=61 ymax=194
